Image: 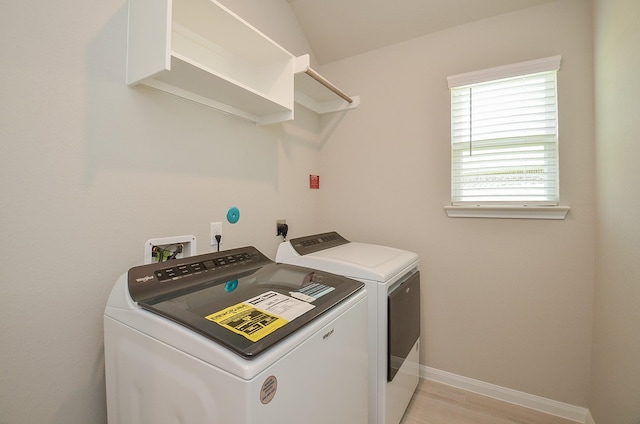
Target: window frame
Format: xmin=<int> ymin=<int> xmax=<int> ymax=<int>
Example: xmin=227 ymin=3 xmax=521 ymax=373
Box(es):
xmin=445 ymin=56 xmax=569 ymax=220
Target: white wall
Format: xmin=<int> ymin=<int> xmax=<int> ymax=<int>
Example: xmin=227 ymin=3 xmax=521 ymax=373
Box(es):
xmin=591 ymin=0 xmax=640 ymax=422
xmin=0 ymin=1 xmax=323 ymax=422
xmin=318 ymin=0 xmax=595 ymax=406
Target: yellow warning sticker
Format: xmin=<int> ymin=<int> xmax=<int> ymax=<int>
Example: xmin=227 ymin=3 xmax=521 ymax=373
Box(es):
xmin=205 ymin=291 xmax=314 ymax=343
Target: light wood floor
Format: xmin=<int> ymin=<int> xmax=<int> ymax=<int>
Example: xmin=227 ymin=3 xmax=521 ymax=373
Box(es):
xmin=400 ymin=379 xmax=578 ymax=424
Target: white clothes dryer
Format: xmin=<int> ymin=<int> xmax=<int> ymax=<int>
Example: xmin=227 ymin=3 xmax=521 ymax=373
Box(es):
xmin=104 ymin=246 xmax=368 ymax=424
xmin=276 ymin=232 xmax=420 ymax=424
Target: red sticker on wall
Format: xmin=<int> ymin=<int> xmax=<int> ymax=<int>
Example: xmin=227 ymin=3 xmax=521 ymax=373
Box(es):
xmin=310 ymin=175 xmax=320 ymax=189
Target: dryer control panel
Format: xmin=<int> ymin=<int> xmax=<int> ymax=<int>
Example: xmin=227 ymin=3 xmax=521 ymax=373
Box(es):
xmin=289 ymin=231 xmax=350 ymax=255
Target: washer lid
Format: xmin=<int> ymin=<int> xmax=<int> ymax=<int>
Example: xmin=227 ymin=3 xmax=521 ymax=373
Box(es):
xmin=127 ymin=246 xmax=364 ymax=358
xmin=277 ymin=232 xmax=418 ymax=282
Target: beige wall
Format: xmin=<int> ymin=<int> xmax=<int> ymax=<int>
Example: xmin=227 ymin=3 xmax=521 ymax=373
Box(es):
xmin=0 ymin=1 xmax=321 ymax=422
xmin=6 ymin=0 xmax=637 ymax=421
xmin=318 ymin=0 xmax=595 ymax=406
xmin=591 ymin=0 xmax=640 ymax=422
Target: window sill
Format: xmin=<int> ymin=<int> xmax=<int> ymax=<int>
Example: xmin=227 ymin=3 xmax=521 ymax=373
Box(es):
xmin=444 ymin=205 xmax=570 ymax=220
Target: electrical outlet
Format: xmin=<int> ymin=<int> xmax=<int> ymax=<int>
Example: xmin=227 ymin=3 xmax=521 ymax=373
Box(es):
xmin=276 ymin=219 xmax=287 ymax=237
xmin=210 ymin=222 xmax=222 ymax=246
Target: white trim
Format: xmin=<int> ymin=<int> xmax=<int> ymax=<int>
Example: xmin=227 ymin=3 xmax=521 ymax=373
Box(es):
xmin=447 ymin=55 xmax=562 ymax=88
xmin=421 ymin=366 xmax=590 ymax=423
xmin=444 ymin=205 xmax=570 ymax=219
xmin=585 ymin=411 xmax=596 ymax=424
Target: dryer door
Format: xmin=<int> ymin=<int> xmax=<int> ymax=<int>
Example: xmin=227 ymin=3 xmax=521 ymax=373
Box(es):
xmin=387 ymin=271 xmax=420 ymax=381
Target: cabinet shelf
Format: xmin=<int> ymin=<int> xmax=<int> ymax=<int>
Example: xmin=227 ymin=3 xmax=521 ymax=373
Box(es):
xmin=127 ymin=0 xmax=295 ymax=124
xmin=294 ymin=55 xmax=360 ymax=114
xmin=126 ymin=0 xmax=358 ymax=124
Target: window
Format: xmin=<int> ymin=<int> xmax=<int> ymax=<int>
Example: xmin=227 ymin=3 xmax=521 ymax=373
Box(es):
xmin=447 ymin=56 xmax=565 ymax=218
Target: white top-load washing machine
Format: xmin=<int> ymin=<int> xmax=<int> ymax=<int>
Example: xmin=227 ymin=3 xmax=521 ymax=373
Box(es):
xmin=104 ymin=246 xmax=369 ymax=424
xmin=276 ymin=232 xmax=420 ymax=424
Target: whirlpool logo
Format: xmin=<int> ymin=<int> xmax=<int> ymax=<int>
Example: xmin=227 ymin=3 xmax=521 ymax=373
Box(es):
xmin=322 ymin=328 xmax=335 ymax=340
xmin=135 ymin=275 xmax=154 ymax=283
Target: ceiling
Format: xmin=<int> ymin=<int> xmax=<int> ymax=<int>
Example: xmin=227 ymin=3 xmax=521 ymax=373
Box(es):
xmin=287 ymin=0 xmax=557 ymax=64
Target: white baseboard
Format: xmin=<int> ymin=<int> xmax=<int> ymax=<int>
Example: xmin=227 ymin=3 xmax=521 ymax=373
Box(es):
xmin=421 ymin=366 xmax=591 ymax=423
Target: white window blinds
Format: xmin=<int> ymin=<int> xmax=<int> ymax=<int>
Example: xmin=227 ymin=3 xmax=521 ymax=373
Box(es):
xmin=448 ymin=56 xmax=561 ymax=206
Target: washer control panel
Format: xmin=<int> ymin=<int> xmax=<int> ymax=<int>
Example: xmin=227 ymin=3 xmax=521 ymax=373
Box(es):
xmin=127 ymin=246 xmax=270 ymax=303
xmin=153 ymin=252 xmax=253 ymax=281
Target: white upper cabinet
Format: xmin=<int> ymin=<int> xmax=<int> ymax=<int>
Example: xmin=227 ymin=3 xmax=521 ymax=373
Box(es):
xmin=126 ymin=0 xmax=358 ymax=124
